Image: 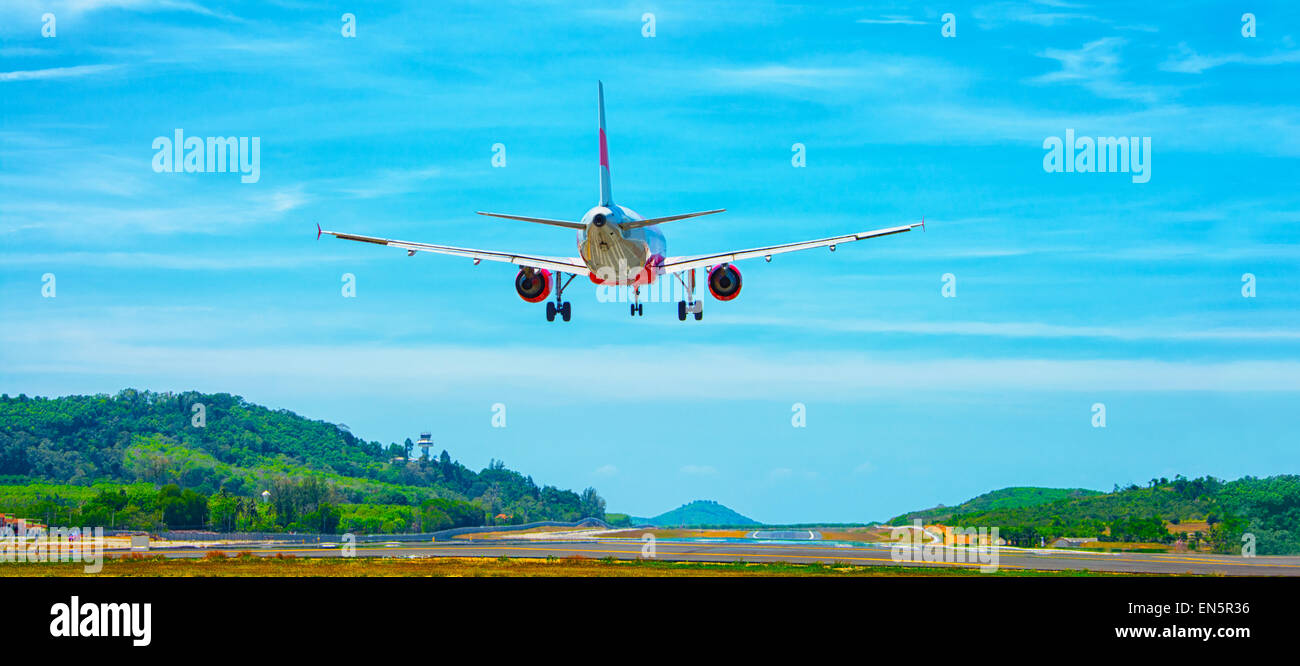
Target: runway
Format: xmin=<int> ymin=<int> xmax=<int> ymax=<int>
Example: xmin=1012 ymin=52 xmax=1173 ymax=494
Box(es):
xmin=119 ymin=538 xmax=1300 ymax=576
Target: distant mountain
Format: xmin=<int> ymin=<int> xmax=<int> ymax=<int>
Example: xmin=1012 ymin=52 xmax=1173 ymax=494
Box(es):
xmin=631 ymin=500 xmax=761 ymax=527
xmin=889 ymin=486 xmax=1101 ymax=525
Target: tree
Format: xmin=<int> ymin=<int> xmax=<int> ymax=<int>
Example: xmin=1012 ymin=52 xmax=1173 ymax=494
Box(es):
xmin=208 ymin=489 xmax=238 ymax=532
xmin=580 ymin=487 xmax=606 ymax=520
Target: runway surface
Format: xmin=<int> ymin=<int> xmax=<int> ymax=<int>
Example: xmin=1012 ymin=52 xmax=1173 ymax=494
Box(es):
xmin=118 ymin=538 xmax=1300 ymax=576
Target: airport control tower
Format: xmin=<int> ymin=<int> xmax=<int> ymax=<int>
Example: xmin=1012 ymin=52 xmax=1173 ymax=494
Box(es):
xmin=417 ymin=432 xmax=433 ymax=460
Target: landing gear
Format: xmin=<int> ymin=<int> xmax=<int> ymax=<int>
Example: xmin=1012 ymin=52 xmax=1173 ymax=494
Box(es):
xmin=675 ymin=269 xmax=703 ymax=322
xmin=630 ymin=287 xmax=643 ymax=317
xmin=546 ymin=271 xmax=575 ymax=322
xmin=676 ymin=300 xmax=702 ymax=321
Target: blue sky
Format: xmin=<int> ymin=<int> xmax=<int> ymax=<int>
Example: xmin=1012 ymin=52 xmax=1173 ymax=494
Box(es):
xmin=2 ymin=1 xmax=1298 ymax=523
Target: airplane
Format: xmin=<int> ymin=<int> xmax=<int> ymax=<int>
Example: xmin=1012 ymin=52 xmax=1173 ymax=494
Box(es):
xmin=318 ymin=82 xmax=923 ymax=322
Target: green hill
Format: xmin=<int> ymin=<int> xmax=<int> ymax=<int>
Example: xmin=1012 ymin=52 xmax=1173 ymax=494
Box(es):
xmin=931 ymin=476 xmax=1300 ymax=555
xmin=632 ymin=500 xmax=760 ymax=527
xmin=889 ymin=486 xmax=1102 ymax=525
xmin=0 ymin=389 xmax=605 ymax=533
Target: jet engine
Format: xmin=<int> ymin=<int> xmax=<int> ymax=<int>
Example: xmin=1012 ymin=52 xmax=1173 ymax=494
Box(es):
xmin=707 ymin=263 xmax=742 ymax=301
xmin=515 ymin=268 xmax=552 ymax=302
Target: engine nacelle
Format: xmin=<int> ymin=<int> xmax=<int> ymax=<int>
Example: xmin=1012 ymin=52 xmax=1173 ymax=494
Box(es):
xmin=707 ymin=263 xmax=742 ymax=301
xmin=515 ymin=268 xmax=552 ymax=303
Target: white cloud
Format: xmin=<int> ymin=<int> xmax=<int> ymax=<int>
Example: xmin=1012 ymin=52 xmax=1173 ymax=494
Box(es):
xmin=707 ymin=65 xmax=862 ymax=90
xmin=0 ymin=65 xmax=119 ymax=82
xmin=857 ymin=16 xmax=927 ymax=25
xmin=595 ymin=464 xmax=618 ymax=477
xmin=707 ymin=315 xmax=1300 ymax=343
xmin=5 ymin=339 xmax=1300 ymax=399
xmin=974 ymin=1 xmax=1102 ymax=28
xmin=704 ymin=55 xmax=965 ymax=94
xmin=1160 ymin=43 xmax=1300 ymax=74
xmin=1029 ymin=38 xmax=1162 ymax=104
xmin=0 ymin=251 xmax=364 ymax=270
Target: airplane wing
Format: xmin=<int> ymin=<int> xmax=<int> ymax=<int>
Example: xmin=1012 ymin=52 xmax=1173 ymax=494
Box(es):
xmin=318 ymin=225 xmax=588 ymax=274
xmin=658 ymin=221 xmax=923 ymax=274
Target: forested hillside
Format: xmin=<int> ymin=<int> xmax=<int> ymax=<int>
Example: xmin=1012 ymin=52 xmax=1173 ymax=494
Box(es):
xmin=943 ymin=476 xmax=1300 ymax=555
xmin=0 ymin=390 xmax=604 ymax=533
xmin=889 ymin=486 xmax=1101 ymax=525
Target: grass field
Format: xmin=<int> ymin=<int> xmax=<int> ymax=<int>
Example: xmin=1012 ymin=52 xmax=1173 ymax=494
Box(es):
xmin=0 ymin=553 xmax=1141 ymax=577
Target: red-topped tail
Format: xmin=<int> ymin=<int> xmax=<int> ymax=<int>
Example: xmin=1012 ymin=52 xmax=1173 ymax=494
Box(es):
xmin=598 ymin=81 xmax=613 ymax=207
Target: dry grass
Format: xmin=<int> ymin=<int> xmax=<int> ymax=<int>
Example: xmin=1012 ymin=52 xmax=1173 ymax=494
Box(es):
xmin=452 ymin=525 xmax=585 ymax=539
xmin=1075 ymin=541 xmax=1171 ymax=551
xmin=1165 ymin=521 xmax=1210 ymax=534
xmin=0 ymin=555 xmax=1127 ymax=577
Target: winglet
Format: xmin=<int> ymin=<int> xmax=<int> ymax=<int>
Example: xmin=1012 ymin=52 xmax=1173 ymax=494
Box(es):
xmin=316 ymin=222 xmax=322 ymax=240
xmin=921 ymin=216 xmax=925 ymax=232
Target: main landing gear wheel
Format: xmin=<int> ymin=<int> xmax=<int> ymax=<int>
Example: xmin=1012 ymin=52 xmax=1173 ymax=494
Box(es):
xmin=694 ymin=309 xmax=702 ymax=321
xmin=677 ymin=300 xmax=687 ymax=321
xmin=546 ymin=301 xmax=571 ymax=322
xmin=543 ymin=271 xmax=574 ymax=322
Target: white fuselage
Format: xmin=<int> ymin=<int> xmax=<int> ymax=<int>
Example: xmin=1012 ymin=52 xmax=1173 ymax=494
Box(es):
xmin=578 ymin=205 xmax=666 ymax=285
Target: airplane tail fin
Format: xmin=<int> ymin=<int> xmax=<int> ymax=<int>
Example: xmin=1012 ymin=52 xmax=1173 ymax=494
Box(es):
xmin=598 ymin=81 xmax=613 ymax=207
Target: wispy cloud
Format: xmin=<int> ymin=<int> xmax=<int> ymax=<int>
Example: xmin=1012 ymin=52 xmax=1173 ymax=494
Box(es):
xmin=1029 ymin=37 xmax=1163 ymax=104
xmin=0 ymin=64 xmax=119 ymax=82
xmin=974 ymin=1 xmax=1102 ymax=27
xmin=708 ymin=315 xmax=1300 ymax=343
xmin=704 ymin=55 xmax=964 ymax=94
xmin=1161 ymin=43 xmax=1300 ymax=74
xmin=5 ymin=341 xmax=1300 ymax=397
xmin=0 ymin=251 xmax=365 ymax=270
xmin=857 ymin=16 xmax=927 ymax=25
xmin=706 ymin=64 xmax=863 ymax=90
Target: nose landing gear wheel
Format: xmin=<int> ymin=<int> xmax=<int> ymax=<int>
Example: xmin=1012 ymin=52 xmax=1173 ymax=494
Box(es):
xmin=630 ymin=303 xmax=643 ymax=317
xmin=677 ymin=300 xmax=703 ymax=321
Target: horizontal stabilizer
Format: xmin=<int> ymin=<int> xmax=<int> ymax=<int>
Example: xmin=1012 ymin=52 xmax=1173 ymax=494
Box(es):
xmin=620 ymin=208 xmax=726 ymax=230
xmin=476 ymin=211 xmax=586 ymax=230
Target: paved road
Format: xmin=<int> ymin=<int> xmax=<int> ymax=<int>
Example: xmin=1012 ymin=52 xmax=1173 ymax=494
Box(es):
xmin=120 ymin=538 xmax=1300 ymax=576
